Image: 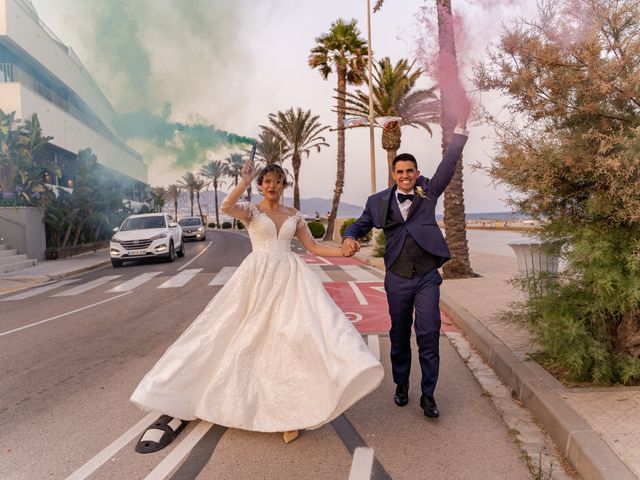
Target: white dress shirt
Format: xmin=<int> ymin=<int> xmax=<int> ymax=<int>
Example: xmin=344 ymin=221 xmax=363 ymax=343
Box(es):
xmin=395 ymin=190 xmax=414 ymax=221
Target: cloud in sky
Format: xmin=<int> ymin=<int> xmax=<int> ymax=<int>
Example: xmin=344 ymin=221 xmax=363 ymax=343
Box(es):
xmin=33 ymin=0 xmax=537 ymax=213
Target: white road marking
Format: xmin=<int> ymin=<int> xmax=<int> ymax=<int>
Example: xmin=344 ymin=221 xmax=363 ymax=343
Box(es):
xmin=367 ymin=335 xmax=380 ymax=360
xmin=303 ymin=254 xmax=332 ymax=266
xmin=0 ymin=292 xmax=132 ymax=338
xmin=341 ymin=265 xmax=380 ymax=282
xmin=107 ymin=272 xmax=162 ymax=292
xmin=208 ymin=267 xmax=237 ymax=286
xmin=178 ymin=241 xmax=212 ymax=271
xmin=158 ymin=269 xmax=202 ymax=288
xmin=309 ymin=264 xmax=333 ymax=283
xmin=52 ymin=276 xmax=122 ymax=297
xmin=65 ymin=411 xmax=159 ymax=480
xmin=0 ymin=279 xmax=80 ymax=301
xmin=348 ymin=447 xmax=374 ymax=480
xmin=346 ymin=312 xmax=363 ymax=324
xmin=370 ymin=286 xmax=386 ymax=293
xmin=348 ymin=281 xmax=368 ymax=305
xmin=144 ymin=421 xmax=214 ymax=480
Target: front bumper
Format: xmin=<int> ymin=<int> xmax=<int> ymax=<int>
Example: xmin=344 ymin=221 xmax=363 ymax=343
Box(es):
xmin=182 ymin=229 xmax=205 ymax=240
xmin=110 ymin=239 xmax=170 ymax=259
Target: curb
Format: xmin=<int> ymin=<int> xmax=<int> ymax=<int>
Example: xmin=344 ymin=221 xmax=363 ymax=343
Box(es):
xmin=440 ymin=292 xmax=637 ymax=480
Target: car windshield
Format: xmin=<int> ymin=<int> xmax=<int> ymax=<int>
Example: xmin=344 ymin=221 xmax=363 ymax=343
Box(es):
xmin=120 ymin=216 xmax=166 ymax=231
xmin=178 ymin=218 xmax=202 ymax=227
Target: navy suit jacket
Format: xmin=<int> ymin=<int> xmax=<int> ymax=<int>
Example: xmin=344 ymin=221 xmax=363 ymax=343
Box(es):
xmin=343 ymin=133 xmax=468 ymax=271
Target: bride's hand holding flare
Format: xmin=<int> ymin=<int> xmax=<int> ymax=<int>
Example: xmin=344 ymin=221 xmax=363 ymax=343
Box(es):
xmin=241 ymin=160 xmax=256 ymax=186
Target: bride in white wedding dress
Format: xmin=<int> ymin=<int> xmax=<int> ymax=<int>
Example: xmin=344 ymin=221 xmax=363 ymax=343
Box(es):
xmin=130 ymin=162 xmax=384 ymax=449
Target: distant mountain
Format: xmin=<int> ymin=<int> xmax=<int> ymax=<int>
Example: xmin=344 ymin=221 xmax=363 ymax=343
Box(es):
xmin=170 ymin=191 xmax=364 ymax=218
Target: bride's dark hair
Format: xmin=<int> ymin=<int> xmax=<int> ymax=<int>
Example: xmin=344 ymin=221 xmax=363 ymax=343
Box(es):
xmin=257 ymin=164 xmax=288 ymax=187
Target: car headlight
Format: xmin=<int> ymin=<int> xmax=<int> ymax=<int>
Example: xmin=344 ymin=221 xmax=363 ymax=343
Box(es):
xmin=150 ymin=232 xmax=168 ymax=240
xmin=197 ymin=227 xmax=204 ymax=232
xmin=111 ymin=236 xmax=122 ymax=244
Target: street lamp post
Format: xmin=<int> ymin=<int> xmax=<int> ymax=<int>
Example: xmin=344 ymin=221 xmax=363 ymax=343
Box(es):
xmin=366 ymin=0 xmax=376 ymax=194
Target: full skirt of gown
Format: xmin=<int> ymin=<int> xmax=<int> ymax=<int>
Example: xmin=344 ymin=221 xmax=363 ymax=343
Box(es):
xmin=130 ymin=212 xmax=384 ymax=432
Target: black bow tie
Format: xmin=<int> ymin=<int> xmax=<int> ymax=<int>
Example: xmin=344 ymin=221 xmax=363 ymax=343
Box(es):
xmin=398 ymin=193 xmax=414 ymax=203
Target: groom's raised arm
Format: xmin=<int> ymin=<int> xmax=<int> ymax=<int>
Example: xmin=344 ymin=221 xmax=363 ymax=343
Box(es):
xmin=429 ymin=129 xmax=469 ymax=198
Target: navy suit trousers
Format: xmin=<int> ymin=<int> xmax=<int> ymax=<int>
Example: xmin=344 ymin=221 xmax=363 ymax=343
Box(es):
xmin=384 ymin=268 xmax=442 ymax=396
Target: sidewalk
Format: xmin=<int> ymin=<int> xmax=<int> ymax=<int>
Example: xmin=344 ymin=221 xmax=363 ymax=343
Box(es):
xmin=0 ymin=249 xmax=110 ymax=295
xmin=356 ymin=245 xmax=640 ymax=480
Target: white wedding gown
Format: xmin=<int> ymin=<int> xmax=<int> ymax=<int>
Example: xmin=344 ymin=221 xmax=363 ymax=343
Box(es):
xmin=130 ymin=202 xmax=384 ymax=432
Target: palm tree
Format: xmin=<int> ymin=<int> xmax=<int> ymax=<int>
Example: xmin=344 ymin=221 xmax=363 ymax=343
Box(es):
xmin=165 ymin=184 xmax=182 ymax=220
xmin=262 ymin=108 xmax=329 ymax=210
xmin=371 ymin=0 xmax=473 ymax=278
xmin=199 ymin=160 xmax=227 ymax=227
xmin=309 ymin=18 xmax=368 ymax=240
xmin=149 ymin=186 xmax=167 ymax=213
xmin=344 ymin=57 xmax=439 ymax=186
xmin=436 ymin=0 xmax=473 ymax=278
xmin=193 ymin=176 xmax=206 ymax=223
xmin=255 ymin=129 xmax=290 ymax=165
xmin=178 ymin=172 xmax=198 ymax=216
xmin=225 ymin=153 xmax=245 ymax=228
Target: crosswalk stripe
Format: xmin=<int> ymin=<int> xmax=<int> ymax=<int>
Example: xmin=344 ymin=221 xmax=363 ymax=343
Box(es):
xmin=65 ymin=411 xmax=159 ymax=480
xmin=144 ymin=421 xmax=213 ymax=480
xmin=208 ymin=267 xmax=237 ymax=286
xmin=52 ymin=276 xmax=122 ymax=297
xmin=158 ymin=269 xmax=202 ymax=288
xmin=0 ymin=279 xmax=80 ymax=301
xmin=367 ymin=335 xmax=380 ymax=361
xmin=340 ymin=265 xmax=381 ymax=282
xmin=309 ymin=264 xmax=333 ymax=283
xmin=106 ymin=272 xmax=162 ymax=293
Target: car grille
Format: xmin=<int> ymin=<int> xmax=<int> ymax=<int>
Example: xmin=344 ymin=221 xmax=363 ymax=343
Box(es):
xmin=121 ymin=239 xmax=153 ymax=250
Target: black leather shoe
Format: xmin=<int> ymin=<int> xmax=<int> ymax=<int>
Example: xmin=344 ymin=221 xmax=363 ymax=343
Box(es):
xmin=394 ymin=383 xmax=409 ymax=406
xmin=420 ymin=395 xmax=439 ymax=418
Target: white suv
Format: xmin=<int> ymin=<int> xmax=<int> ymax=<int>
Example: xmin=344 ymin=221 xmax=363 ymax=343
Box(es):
xmin=110 ymin=213 xmax=185 ymax=267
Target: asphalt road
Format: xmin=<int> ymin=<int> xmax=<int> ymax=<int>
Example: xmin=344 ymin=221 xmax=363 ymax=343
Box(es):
xmin=0 ymin=230 xmax=531 ymax=480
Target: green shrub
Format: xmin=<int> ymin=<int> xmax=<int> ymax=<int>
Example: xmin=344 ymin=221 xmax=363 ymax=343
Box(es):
xmin=340 ymin=218 xmax=372 ymax=244
xmin=373 ymin=231 xmax=385 ymax=257
xmin=207 ymin=222 xmax=216 ymax=228
xmin=307 ymin=221 xmax=325 ymax=239
xmin=221 ymin=221 xmax=232 ymax=229
xmin=237 ymin=221 xmax=245 ymax=230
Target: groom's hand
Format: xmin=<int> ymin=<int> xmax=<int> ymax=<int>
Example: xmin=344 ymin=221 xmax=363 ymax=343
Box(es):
xmin=342 ymin=237 xmax=360 ymax=257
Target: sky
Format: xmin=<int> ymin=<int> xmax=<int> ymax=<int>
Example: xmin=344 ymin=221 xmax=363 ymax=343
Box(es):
xmin=31 ymin=0 xmax=538 ymax=213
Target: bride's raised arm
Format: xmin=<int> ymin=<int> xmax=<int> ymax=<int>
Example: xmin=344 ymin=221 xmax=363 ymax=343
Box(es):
xmin=221 ymin=161 xmax=255 ymax=223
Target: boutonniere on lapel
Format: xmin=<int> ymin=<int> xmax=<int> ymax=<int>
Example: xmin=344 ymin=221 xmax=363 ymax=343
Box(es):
xmin=415 ymin=186 xmax=426 ymax=199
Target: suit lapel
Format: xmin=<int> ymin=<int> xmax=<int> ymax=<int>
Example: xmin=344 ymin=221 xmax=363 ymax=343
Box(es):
xmin=378 ymin=185 xmax=395 ymax=226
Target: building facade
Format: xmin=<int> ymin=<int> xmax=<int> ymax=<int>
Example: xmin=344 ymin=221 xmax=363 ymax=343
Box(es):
xmin=0 ymin=0 xmax=147 ymax=203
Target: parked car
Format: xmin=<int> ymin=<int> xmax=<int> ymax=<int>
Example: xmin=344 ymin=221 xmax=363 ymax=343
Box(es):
xmin=178 ymin=216 xmax=207 ymax=241
xmin=110 ymin=213 xmax=185 ymax=267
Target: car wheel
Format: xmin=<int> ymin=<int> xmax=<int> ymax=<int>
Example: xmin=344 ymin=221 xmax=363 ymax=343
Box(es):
xmin=201 ymin=235 xmax=206 ymax=241
xmin=111 ymin=259 xmax=123 ymax=268
xmin=165 ymin=241 xmax=175 ymax=262
xmin=177 ymin=241 xmax=185 ymax=257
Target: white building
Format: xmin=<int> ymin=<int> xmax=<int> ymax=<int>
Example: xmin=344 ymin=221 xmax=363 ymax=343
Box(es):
xmin=0 ymin=0 xmax=147 ymax=202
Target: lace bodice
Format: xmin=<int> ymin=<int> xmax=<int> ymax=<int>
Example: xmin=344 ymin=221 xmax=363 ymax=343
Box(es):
xmin=222 ymin=201 xmax=317 ymax=253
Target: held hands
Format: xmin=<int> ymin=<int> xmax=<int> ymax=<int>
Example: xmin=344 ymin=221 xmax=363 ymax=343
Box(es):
xmin=342 ymin=237 xmax=360 ymax=257
xmin=241 ymin=160 xmax=256 ymax=185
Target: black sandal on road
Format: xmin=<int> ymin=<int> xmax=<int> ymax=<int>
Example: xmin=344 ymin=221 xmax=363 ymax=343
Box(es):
xmin=135 ymin=415 xmax=189 ymax=454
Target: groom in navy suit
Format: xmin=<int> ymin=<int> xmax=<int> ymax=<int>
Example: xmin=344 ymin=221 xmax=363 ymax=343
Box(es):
xmin=342 ymin=115 xmax=469 ymax=418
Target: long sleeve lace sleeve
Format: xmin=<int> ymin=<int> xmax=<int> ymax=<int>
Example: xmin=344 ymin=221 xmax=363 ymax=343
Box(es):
xmin=294 ymin=212 xmax=319 ymax=251
xmin=220 ymin=198 xmax=254 ymax=224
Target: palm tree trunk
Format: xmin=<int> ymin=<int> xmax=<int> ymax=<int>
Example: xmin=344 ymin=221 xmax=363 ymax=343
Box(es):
xmin=292 ymin=154 xmax=302 ymax=210
xmin=174 ymin=199 xmax=178 ymax=220
xmin=326 ymin=66 xmax=348 ymax=240
xmin=214 ymin=182 xmax=220 ymax=228
xmin=189 ymin=192 xmax=194 ymax=217
xmin=437 ymin=0 xmax=474 ymax=279
xmin=197 ymin=192 xmax=204 ymax=223
xmin=386 ymin=149 xmax=396 ymax=187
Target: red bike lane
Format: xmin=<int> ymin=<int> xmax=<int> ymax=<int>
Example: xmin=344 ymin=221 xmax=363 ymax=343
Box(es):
xmin=300 ymin=254 xmax=459 ymax=334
